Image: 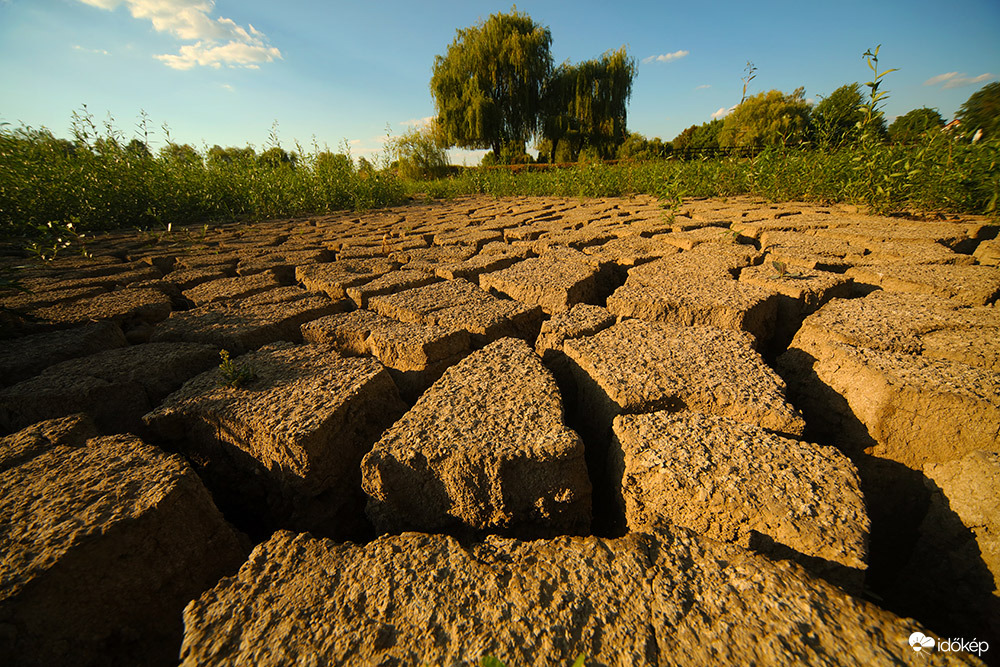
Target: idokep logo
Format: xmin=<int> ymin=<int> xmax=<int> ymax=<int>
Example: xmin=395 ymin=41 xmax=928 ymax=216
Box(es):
xmin=909 ymin=632 xmax=935 ymax=652
xmin=908 ymin=631 xmax=990 ymax=657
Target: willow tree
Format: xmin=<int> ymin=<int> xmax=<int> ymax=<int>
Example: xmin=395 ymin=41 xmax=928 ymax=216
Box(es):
xmin=430 ymin=9 xmax=552 ymax=159
xmin=541 ymin=47 xmax=636 ymax=162
xmin=717 ymin=88 xmax=813 ymax=150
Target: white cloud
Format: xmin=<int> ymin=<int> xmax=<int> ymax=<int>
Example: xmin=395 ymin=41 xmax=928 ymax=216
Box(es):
xmin=711 ymin=106 xmax=734 ymax=119
xmin=642 ymin=50 xmax=689 ymax=65
xmin=924 ymin=71 xmax=995 ymax=89
xmin=156 ymin=40 xmax=280 ymax=70
xmin=924 ymin=72 xmax=959 ymax=86
xmin=73 ymin=44 xmax=111 ymax=55
xmin=400 ymin=116 xmax=435 ymax=128
xmin=77 ymin=0 xmax=281 ymax=70
xmin=944 ymin=73 xmax=994 ymax=89
xmin=695 ymin=84 xmax=711 ymax=90
xmin=220 ymin=83 xmax=234 ymax=92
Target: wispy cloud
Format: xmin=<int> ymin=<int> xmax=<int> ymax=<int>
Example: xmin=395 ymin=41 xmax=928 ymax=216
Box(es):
xmin=642 ymin=49 xmax=689 ymax=65
xmin=73 ymin=44 xmax=111 ymax=56
xmin=711 ymin=106 xmax=734 ymax=120
xmin=220 ymin=83 xmax=235 ymax=92
xmin=400 ymin=117 xmax=434 ymax=128
xmin=345 ymin=137 xmax=387 ymax=158
xmin=77 ymin=0 xmax=281 ymax=70
xmin=924 ymin=71 xmax=995 ymax=89
xmin=924 ymin=72 xmax=959 ymax=86
xmin=695 ymin=84 xmax=711 ymax=90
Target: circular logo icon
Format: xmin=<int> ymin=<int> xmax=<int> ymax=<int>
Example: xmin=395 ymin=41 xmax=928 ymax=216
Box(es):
xmin=909 ymin=632 xmax=935 ymax=652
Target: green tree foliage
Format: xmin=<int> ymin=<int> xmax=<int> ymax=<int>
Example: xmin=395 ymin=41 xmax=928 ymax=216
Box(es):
xmin=315 ymin=151 xmax=354 ymax=173
xmin=208 ymin=145 xmax=256 ymax=165
xmin=672 ymin=119 xmax=723 ymax=156
xmin=718 ymin=88 xmax=812 ymax=150
xmin=481 ymin=141 xmax=534 ymax=166
xmin=125 ymin=138 xmax=151 ymax=158
xmin=956 ymin=81 xmax=1000 ymax=140
xmin=888 ymin=108 xmax=944 ymax=143
xmin=392 ymin=124 xmax=450 ymax=180
xmin=533 ymin=138 xmax=563 ymax=163
xmin=259 ymin=146 xmax=295 ymax=168
xmin=159 ymin=143 xmax=202 ymax=166
xmin=541 ymin=47 xmax=636 ymax=162
xmin=813 ymin=83 xmax=867 ymax=147
xmin=430 ymin=9 xmax=553 ymax=159
xmin=616 ymin=133 xmax=671 ymax=160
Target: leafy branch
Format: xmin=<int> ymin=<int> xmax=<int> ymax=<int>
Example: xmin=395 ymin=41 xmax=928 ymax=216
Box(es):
xmin=859 ymin=45 xmax=898 ymax=141
xmin=741 ymin=61 xmax=757 ymax=104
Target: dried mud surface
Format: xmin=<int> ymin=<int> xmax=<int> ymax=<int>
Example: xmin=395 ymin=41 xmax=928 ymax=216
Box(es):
xmin=1 ymin=195 xmax=997 ymax=665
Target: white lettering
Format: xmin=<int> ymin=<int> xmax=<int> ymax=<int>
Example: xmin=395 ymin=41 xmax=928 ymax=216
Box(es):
xmin=937 ymin=637 xmax=990 ymax=656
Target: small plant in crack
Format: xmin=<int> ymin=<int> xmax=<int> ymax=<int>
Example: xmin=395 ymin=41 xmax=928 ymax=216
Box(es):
xmin=217 ymin=349 xmax=257 ymax=388
xmin=769 ymin=259 xmax=802 ymax=279
xmin=661 ymin=194 xmax=684 ymax=225
xmin=719 ymin=227 xmax=741 ymax=241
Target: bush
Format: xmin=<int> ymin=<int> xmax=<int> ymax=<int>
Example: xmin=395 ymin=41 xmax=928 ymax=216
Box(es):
xmin=0 ymin=109 xmax=407 ymax=241
xmin=813 ymin=83 xmax=868 ymax=148
xmin=392 ymin=125 xmax=449 ymax=181
xmin=956 ymin=81 xmax=1000 ymax=140
xmin=672 ymin=120 xmax=723 ymax=157
xmin=616 ymin=133 xmax=671 ymax=160
xmin=888 ymin=108 xmax=944 ymax=143
xmin=718 ymin=88 xmax=812 ymax=150
xmin=5 ymin=106 xmax=996 ymax=252
xmin=408 ymin=131 xmax=998 ymax=217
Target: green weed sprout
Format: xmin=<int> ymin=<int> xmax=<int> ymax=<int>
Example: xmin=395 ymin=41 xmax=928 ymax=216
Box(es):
xmin=859 ymin=45 xmax=898 ymax=141
xmin=770 ymin=259 xmax=802 ymax=279
xmin=741 ymin=60 xmax=757 ymax=104
xmin=217 ymin=349 xmax=257 ymax=388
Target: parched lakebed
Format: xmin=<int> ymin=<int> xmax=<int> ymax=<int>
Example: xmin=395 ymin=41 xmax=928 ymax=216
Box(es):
xmin=1 ymin=195 xmax=997 ymax=666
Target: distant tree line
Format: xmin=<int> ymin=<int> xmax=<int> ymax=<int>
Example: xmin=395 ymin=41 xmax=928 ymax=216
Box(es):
xmin=656 ymin=81 xmax=995 ymax=160
xmin=423 ymin=9 xmax=999 ymax=169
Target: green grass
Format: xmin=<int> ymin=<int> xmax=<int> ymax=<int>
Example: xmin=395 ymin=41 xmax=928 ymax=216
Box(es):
xmin=412 ymin=135 xmax=999 ymax=218
xmin=2 ymin=111 xmax=997 ymax=259
xmin=0 ymin=113 xmax=406 ymax=243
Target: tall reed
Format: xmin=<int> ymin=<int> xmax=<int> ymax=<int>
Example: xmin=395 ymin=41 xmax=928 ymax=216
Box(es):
xmin=0 ymin=109 xmax=406 ymax=242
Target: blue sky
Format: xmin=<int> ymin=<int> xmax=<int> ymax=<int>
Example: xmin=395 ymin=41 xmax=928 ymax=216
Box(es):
xmin=1 ymin=0 xmax=998 ymax=164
